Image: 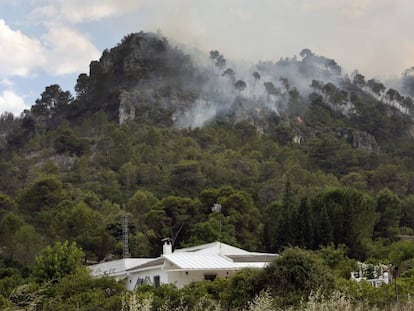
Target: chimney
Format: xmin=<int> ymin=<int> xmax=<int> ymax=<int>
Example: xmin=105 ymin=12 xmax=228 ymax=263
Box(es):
xmin=162 ymin=238 xmax=172 ymax=255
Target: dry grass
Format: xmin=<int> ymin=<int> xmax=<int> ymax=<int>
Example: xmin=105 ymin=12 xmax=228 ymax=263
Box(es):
xmin=122 ymin=290 xmax=414 ymax=311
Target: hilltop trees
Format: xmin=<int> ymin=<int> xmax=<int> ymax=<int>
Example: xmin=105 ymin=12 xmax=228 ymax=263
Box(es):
xmin=264 ymin=81 xmax=278 ymax=104
xmin=252 ymin=71 xmax=261 ymax=101
xmin=222 ymin=68 xmax=236 ymax=83
xmin=367 ymin=79 xmax=386 ymax=95
xmin=352 ymin=71 xmax=366 ymax=88
xmin=235 ymin=80 xmax=247 ymax=96
xmin=209 ymin=50 xmax=226 ymax=70
xmin=31 ymin=84 xmax=73 ymax=117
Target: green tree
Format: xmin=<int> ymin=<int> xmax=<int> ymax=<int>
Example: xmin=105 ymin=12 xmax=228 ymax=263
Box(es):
xmin=310 ymin=188 xmax=377 ymax=258
xmin=261 ymin=248 xmax=334 ymax=305
xmin=222 ymin=268 xmax=262 ymax=309
xmin=31 ymin=241 xmax=84 ymax=284
xmin=31 ymin=84 xmax=73 ymax=116
xmin=297 ymin=198 xmax=314 ymax=248
xmin=318 ymin=244 xmax=357 ymax=279
xmin=401 ymin=195 xmax=414 ymax=230
xmin=170 ymin=160 xmax=205 ymax=196
xmin=54 ymin=127 xmax=89 ymax=156
xmin=352 ymin=72 xmax=366 ymax=88
xmin=19 ymin=176 xmax=63 ymax=216
xmin=109 ymin=125 xmax=134 ymax=170
xmin=0 ymin=266 xmax=24 ymax=300
xmin=374 ymin=188 xmax=402 ymax=240
xmin=11 ymin=224 xmax=42 ymax=266
xmin=52 ymin=202 xmax=114 ymax=261
xmin=308 ymin=134 xmax=343 ymax=173
xmin=220 ymin=190 xmax=261 ymax=250
xmin=74 ymin=73 xmax=90 ymax=103
xmin=184 ymin=213 xmax=238 ymax=246
xmin=0 ymin=193 xmax=17 ymax=220
xmin=263 ymin=180 xmax=300 ymax=251
xmin=145 ymin=196 xmax=201 ymax=253
xmin=127 ymin=189 xmax=158 ymax=220
xmin=50 ymin=270 xmax=125 ymax=310
xmin=0 ymin=212 xmax=41 ymax=265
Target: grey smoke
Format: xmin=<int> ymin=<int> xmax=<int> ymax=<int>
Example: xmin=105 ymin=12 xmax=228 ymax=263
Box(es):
xmin=172 ymin=48 xmax=345 ymax=129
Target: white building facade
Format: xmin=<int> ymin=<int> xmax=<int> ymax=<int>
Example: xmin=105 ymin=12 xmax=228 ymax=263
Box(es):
xmin=89 ymin=241 xmax=278 ymax=290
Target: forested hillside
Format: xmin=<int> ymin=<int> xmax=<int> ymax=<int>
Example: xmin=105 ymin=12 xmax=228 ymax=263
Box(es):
xmin=1 ymin=31 xmax=414 ymax=309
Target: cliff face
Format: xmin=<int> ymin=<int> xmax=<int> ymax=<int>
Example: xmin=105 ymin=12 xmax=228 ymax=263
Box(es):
xmin=83 ymin=32 xmax=199 ymax=124
xmin=118 ymin=90 xmax=136 ymax=125
xmin=293 ymin=124 xmax=379 ymax=152
xmin=352 ymin=130 xmax=378 ymax=152
xmin=90 ymin=32 xmax=173 ymax=80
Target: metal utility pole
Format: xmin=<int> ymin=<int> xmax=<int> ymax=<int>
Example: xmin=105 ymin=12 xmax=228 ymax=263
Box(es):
xmin=122 ymin=212 xmax=129 ymax=258
xmin=211 ymin=203 xmax=222 ymax=244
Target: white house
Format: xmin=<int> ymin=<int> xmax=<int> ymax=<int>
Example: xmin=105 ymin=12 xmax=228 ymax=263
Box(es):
xmin=350 ymin=262 xmax=392 ymax=287
xmin=89 ymin=240 xmax=278 ymax=290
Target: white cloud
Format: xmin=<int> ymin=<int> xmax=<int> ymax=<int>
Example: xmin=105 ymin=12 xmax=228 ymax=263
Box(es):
xmin=1 ymin=78 xmax=14 ymax=88
xmin=31 ymin=0 xmax=147 ymax=23
xmin=0 ymin=90 xmax=28 ymax=116
xmin=0 ymin=19 xmax=46 ymax=77
xmin=42 ymin=27 xmax=101 ymax=75
xmin=0 ymin=18 xmax=100 ymax=79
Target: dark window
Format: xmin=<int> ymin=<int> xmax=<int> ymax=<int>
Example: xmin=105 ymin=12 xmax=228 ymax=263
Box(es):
xmin=134 ymin=278 xmax=144 ymax=289
xmin=153 ymin=275 xmax=160 ymax=288
xmin=204 ymin=274 xmax=217 ymax=281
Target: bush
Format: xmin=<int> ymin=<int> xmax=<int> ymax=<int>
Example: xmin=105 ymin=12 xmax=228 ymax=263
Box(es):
xmin=261 ymin=248 xmax=334 ymax=306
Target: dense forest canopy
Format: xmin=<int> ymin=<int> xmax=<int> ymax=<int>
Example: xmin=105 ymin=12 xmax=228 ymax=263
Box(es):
xmin=1 ymin=31 xmax=414 ymax=309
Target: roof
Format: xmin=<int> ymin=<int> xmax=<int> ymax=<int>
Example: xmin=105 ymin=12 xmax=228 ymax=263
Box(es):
xmin=89 ymin=258 xmax=153 ymax=277
xmin=92 ymin=242 xmax=278 ymax=276
xmin=175 ymin=241 xmax=252 ymax=256
xmin=127 ymin=253 xmax=256 ymax=272
xmin=128 ymin=257 xmax=165 ymax=271
xmin=227 ymin=254 xmax=279 ymax=263
xmin=164 ymin=253 xmax=237 ymax=270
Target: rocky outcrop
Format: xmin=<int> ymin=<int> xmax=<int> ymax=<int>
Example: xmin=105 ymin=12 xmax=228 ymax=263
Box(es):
xmin=298 ymin=125 xmax=379 ymax=152
xmin=119 ymin=90 xmax=136 ymax=124
xmin=351 ymin=130 xmax=378 ymax=152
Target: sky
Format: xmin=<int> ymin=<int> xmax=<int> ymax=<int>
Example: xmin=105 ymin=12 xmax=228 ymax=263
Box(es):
xmin=1 ymin=0 xmax=414 ymax=116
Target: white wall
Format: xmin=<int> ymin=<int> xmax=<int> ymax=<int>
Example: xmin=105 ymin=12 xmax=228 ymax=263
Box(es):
xmin=127 ymin=268 xmax=168 ymax=291
xmin=125 ymin=268 xmax=235 ymax=290
xmin=127 ymin=269 xmax=236 ymax=290
xmin=168 ymin=270 xmax=234 ymax=288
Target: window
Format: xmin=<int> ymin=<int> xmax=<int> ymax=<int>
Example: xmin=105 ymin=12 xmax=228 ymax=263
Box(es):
xmin=204 ymin=274 xmax=217 ymax=281
xmin=153 ymin=275 xmax=160 ymax=288
xmin=134 ymin=278 xmax=145 ymax=289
